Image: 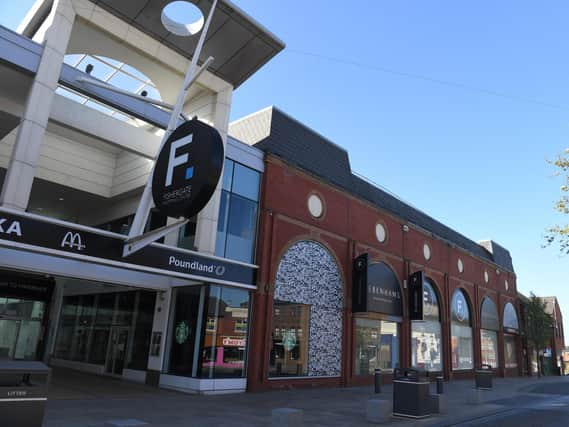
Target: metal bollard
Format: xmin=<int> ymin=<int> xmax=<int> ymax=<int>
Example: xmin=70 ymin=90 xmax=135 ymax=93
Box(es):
xmin=374 ymin=369 xmax=382 ymax=393
xmin=436 ymin=376 xmax=444 ymax=394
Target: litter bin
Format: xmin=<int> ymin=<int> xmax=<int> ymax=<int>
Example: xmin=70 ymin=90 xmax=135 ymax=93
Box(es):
xmin=474 ymin=364 xmax=493 ymax=389
xmin=392 ymin=368 xmax=431 ymax=419
xmin=0 ymin=361 xmax=50 ymax=427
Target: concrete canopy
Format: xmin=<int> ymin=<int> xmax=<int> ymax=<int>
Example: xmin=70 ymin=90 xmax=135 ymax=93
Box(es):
xmin=23 ymin=0 xmax=285 ymax=89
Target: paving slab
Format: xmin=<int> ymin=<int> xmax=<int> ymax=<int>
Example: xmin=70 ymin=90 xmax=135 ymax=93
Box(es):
xmin=42 ymin=368 xmax=569 ymax=427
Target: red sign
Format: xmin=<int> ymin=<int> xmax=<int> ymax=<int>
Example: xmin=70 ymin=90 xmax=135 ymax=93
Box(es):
xmin=222 ymin=337 xmax=245 ymax=347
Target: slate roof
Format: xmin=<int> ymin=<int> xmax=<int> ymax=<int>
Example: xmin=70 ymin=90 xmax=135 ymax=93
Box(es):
xmin=229 ymin=107 xmax=515 ymax=272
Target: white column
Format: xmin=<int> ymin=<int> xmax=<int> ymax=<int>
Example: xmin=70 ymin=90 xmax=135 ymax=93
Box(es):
xmin=44 ymin=280 xmax=65 ymax=362
xmin=194 ymin=87 xmax=233 ymax=254
xmin=163 ymin=217 xmax=181 ymax=247
xmin=0 ymin=0 xmax=75 ymax=210
xmin=147 ymin=289 xmax=172 ymax=372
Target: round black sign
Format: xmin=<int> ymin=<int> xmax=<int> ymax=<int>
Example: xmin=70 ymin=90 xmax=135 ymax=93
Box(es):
xmin=152 ymin=120 xmax=224 ymax=218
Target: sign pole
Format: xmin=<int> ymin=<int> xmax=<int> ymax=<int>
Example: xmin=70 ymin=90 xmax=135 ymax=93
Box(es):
xmin=126 ymin=0 xmax=219 ymax=246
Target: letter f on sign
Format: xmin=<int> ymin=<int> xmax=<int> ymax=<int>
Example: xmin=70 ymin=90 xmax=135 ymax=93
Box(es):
xmin=165 ymin=134 xmax=193 ymax=187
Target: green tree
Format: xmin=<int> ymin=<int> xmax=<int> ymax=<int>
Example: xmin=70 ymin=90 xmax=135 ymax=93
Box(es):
xmin=545 ymin=150 xmax=569 ymax=252
xmin=526 ymin=293 xmax=554 ymax=377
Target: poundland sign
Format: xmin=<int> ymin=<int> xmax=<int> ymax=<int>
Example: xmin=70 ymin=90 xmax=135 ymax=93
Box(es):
xmin=0 ymin=210 xmax=255 ymax=288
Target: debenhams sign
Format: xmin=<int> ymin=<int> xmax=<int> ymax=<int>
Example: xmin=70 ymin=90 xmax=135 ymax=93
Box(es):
xmin=0 ymin=211 xmax=254 ymax=287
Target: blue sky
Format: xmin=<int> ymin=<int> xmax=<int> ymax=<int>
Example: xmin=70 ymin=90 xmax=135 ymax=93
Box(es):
xmin=3 ymin=1 xmax=569 ymax=339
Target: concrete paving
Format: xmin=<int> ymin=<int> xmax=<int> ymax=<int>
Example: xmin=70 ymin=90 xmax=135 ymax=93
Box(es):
xmin=42 ymin=368 xmax=569 ymax=427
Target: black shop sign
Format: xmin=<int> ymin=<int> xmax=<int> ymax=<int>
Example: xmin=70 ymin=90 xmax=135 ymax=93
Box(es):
xmin=353 ymin=253 xmax=403 ymax=316
xmin=152 ymin=119 xmax=224 ymax=219
xmin=0 ymin=210 xmax=255 ymax=287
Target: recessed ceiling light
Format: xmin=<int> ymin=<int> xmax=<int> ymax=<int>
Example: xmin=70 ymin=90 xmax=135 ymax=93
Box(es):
xmin=58 ymin=197 xmax=64 ymax=201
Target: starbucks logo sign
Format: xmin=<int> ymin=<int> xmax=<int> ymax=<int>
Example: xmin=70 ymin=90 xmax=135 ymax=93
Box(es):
xmin=282 ymin=329 xmax=297 ymax=352
xmin=175 ymin=321 xmax=190 ymax=344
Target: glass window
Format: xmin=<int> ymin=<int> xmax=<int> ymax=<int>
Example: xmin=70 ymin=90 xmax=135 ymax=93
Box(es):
xmin=225 ymin=195 xmax=258 ymax=263
xmin=354 ymin=318 xmax=399 ymax=375
xmin=167 ymin=287 xmax=202 ymax=377
xmin=480 ymin=329 xmax=499 ymax=368
xmin=504 ymin=334 xmax=518 ymax=368
xmin=269 ymin=301 xmax=310 ymax=377
xmin=54 ymin=296 xmax=79 ymax=359
xmin=215 ymin=161 xmax=261 ymax=264
xmin=178 ymin=215 xmax=198 ymax=250
xmin=222 ymin=159 xmax=234 ymax=191
xmin=232 ymin=163 xmax=260 ymax=201
xmin=503 ymin=303 xmax=519 ymax=333
xmin=215 ymin=191 xmax=230 ymax=256
xmin=450 ymin=290 xmax=473 ymax=370
xmin=0 ymin=320 xmax=19 ymax=359
xmin=451 ymin=323 xmax=473 ymax=370
xmin=199 ymin=286 xmax=250 ymax=379
xmin=116 ymin=292 xmax=135 ymax=326
xmin=128 ymin=291 xmax=156 ymax=370
xmin=412 ymin=279 xmax=442 ymax=372
xmin=95 ymin=294 xmax=115 ymax=326
xmin=480 ymin=298 xmax=499 ymax=331
xmin=412 ymin=321 xmax=442 ymax=371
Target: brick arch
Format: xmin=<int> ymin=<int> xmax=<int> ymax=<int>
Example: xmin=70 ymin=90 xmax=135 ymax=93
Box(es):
xmin=273 ymin=239 xmax=344 ymax=377
xmin=450 ymin=287 xmax=474 ymax=327
xmin=425 ymin=276 xmax=444 ymax=322
xmin=271 ymin=234 xmax=347 ymax=296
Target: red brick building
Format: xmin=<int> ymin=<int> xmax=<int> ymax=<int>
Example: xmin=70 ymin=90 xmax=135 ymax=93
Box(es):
xmin=230 ymin=107 xmax=522 ymax=391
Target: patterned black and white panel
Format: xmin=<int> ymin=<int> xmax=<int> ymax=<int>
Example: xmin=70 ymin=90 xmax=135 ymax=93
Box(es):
xmin=275 ymin=240 xmax=344 ymax=376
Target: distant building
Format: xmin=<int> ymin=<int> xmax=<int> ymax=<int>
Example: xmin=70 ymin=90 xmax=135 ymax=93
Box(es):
xmin=540 ymin=296 xmax=565 ymax=375
xmin=517 ymin=293 xmax=565 ymax=376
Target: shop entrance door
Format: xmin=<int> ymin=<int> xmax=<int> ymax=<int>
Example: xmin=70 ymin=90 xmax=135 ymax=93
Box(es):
xmin=106 ymin=326 xmax=129 ymax=376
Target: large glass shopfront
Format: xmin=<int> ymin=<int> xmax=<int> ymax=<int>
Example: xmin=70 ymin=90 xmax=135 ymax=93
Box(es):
xmin=480 ymin=298 xmax=500 ymax=368
xmin=0 ymin=271 xmax=54 ymax=361
xmin=450 ymin=289 xmax=474 ymax=370
xmin=354 ymin=318 xmax=399 ymax=374
xmin=166 ymin=284 xmax=250 ymax=379
xmin=54 ymin=287 xmax=156 ymax=374
xmin=352 ymin=260 xmax=403 ymax=376
xmin=412 ymin=279 xmax=442 ymax=372
xmin=503 ymin=302 xmax=520 ymax=369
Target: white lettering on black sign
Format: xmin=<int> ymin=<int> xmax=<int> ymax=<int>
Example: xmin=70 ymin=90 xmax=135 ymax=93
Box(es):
xmin=0 ymin=218 xmax=22 ymax=236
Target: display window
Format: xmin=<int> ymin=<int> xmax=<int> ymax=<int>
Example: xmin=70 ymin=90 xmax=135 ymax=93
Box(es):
xmin=269 ymin=301 xmax=310 ymax=377
xmin=354 ymin=318 xmax=399 ymax=375
xmin=412 ymin=280 xmax=442 ymax=372
xmin=450 ymin=289 xmax=473 ymax=370
xmin=504 ymin=334 xmax=518 ymax=368
xmin=503 ymin=302 xmax=519 ymax=369
xmin=481 ymin=329 xmax=499 ymax=368
xmin=199 ymin=286 xmax=250 ymax=379
xmin=480 ymin=297 xmax=500 ymax=368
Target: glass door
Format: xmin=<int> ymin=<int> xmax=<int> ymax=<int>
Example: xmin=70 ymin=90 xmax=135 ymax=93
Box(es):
xmin=106 ymin=326 xmax=129 ymax=375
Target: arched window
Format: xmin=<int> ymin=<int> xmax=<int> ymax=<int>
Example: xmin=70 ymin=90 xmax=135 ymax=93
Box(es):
xmin=57 ymin=54 xmax=162 ymax=127
xmin=451 ymin=289 xmax=473 ymax=370
xmin=354 ymin=262 xmax=401 ymax=375
xmin=503 ymin=302 xmax=519 ymax=369
xmin=480 ymin=298 xmax=500 ymax=368
xmin=269 ymin=241 xmax=343 ymax=377
xmin=411 ymin=279 xmax=442 ymax=372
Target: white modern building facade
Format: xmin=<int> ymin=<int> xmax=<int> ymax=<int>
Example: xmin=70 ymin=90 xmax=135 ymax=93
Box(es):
xmin=0 ymin=0 xmax=283 ymax=393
